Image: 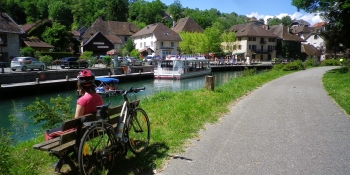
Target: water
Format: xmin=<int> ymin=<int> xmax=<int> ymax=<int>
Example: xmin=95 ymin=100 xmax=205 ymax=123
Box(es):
xmin=0 ymin=71 xmax=241 ymax=141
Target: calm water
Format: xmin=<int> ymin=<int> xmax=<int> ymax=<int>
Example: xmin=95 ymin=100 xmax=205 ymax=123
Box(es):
xmin=0 ymin=71 xmax=241 ymax=141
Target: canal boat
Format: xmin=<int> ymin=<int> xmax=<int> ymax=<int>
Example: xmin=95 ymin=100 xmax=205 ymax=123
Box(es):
xmin=154 ymin=55 xmax=212 ymax=80
xmin=94 ymin=77 xmax=120 ymax=97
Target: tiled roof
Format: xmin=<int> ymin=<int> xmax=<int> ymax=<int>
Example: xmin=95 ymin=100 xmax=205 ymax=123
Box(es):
xmin=228 ymin=22 xmax=278 ymax=38
xmin=82 ymin=31 xmax=114 ymax=46
xmin=302 ymin=44 xmax=321 ymax=56
xmin=105 ymin=34 xmax=122 ymax=44
xmin=132 ymin=23 xmax=182 ymax=41
xmin=81 ymin=17 xmax=139 ymax=39
xmin=171 ymin=17 xmax=204 ymax=33
xmin=23 ymin=38 xmax=54 ymax=48
xmin=269 ymin=25 xmax=305 ymax=42
xmin=311 ymin=22 xmax=327 ymax=28
xmin=0 ymin=13 xmax=24 ymax=34
xmin=20 ymin=19 xmax=52 ymax=34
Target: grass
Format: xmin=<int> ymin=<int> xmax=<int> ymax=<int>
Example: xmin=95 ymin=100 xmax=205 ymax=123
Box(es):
xmin=5 ymin=64 xmax=348 ymax=175
xmin=323 ymin=67 xmax=350 ymax=114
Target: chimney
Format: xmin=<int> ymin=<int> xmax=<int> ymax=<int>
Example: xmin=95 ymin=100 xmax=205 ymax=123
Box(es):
xmin=173 ymin=20 xmax=176 ymax=28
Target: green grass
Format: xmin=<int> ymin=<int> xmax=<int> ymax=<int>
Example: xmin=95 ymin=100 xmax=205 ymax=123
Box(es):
xmin=323 ymin=67 xmax=350 ymax=115
xmin=9 ymin=66 xmax=348 ymax=174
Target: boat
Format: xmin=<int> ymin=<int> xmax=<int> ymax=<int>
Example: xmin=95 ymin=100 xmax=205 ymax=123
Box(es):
xmin=94 ymin=77 xmax=120 ymax=97
xmin=154 ymin=55 xmax=212 ymax=80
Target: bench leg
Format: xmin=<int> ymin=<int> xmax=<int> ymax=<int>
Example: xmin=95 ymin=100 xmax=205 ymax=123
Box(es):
xmin=53 ymin=154 xmax=78 ymax=174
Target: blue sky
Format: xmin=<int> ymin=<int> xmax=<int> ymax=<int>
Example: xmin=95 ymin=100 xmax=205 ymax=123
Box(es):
xmin=155 ymin=0 xmax=324 ymax=26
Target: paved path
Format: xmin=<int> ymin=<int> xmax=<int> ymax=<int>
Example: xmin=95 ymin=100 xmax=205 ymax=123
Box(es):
xmin=157 ymin=66 xmax=350 ymax=175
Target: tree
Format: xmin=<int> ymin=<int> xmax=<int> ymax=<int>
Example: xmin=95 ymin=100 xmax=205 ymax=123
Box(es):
xmin=267 ymin=17 xmax=281 ymax=26
xmin=42 ymin=22 xmax=70 ymax=52
xmin=48 ymin=1 xmax=73 ymax=28
xmin=105 ymin=0 xmax=129 ymax=21
xmin=281 ymin=15 xmax=293 ymax=26
xmin=221 ymin=31 xmax=237 ymax=54
xmin=292 ymin=0 xmax=350 ymax=48
xmin=167 ymin=0 xmax=184 ymax=22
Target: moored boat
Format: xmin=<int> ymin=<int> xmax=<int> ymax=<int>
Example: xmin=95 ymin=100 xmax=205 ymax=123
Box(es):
xmin=95 ymin=77 xmax=120 ymax=97
xmin=154 ymin=55 xmax=212 ymax=80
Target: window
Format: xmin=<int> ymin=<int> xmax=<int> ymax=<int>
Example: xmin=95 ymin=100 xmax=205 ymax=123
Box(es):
xmin=314 ymin=35 xmax=318 ymax=39
xmin=151 ymin=41 xmax=153 ymax=47
xmin=249 ymin=45 xmax=251 ymax=49
xmin=268 ymin=38 xmax=276 ymax=42
xmin=251 ymin=45 xmax=256 ymax=51
xmin=161 ymin=41 xmax=164 ymax=47
xmin=125 ymin=36 xmax=128 ymax=41
xmin=164 ymin=32 xmax=169 ymax=36
xmin=238 ymin=45 xmax=242 ymax=49
xmin=171 ymin=42 xmax=174 ymax=47
xmin=237 ymin=37 xmax=241 ymax=41
xmin=144 ymin=42 xmax=146 ymax=47
xmin=140 ymin=42 xmax=142 ymax=48
xmin=248 ymin=37 xmax=256 ymax=41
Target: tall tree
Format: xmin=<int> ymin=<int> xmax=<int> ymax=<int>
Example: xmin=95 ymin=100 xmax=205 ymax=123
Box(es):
xmin=42 ymin=22 xmax=70 ymax=52
xmin=167 ymin=0 xmax=184 ymax=22
xmin=267 ymin=17 xmax=281 ymax=26
xmin=105 ymin=0 xmax=129 ymax=21
xmin=48 ymin=1 xmax=73 ymax=28
xmin=221 ymin=31 xmax=237 ymax=54
xmin=292 ymin=0 xmax=350 ymax=48
xmin=281 ymin=15 xmax=293 ymax=26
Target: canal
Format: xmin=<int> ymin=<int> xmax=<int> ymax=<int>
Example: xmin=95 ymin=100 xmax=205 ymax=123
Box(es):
xmin=0 ymin=71 xmax=241 ymax=141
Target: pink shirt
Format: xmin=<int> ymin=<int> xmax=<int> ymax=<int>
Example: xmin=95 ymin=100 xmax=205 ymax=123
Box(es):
xmin=77 ymin=93 xmax=104 ymax=115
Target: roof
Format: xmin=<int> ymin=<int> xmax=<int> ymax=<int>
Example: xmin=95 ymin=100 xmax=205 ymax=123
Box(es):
xmin=228 ymin=22 xmax=278 ymax=38
xmin=23 ymin=38 xmax=54 ymax=48
xmin=81 ymin=16 xmax=139 ymax=39
xmin=171 ymin=17 xmax=204 ymax=33
xmin=82 ymin=31 xmax=114 ymax=46
xmin=132 ymin=23 xmax=182 ymax=41
xmin=301 ymin=44 xmax=321 ymax=56
xmin=311 ymin=22 xmax=327 ymax=28
xmin=95 ymin=77 xmax=119 ymax=83
xmin=0 ymin=13 xmax=24 ymax=34
xmin=269 ymin=25 xmax=305 ymax=42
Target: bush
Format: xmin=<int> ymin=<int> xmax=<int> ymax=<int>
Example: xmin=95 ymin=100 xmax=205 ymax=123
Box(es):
xmin=320 ymin=59 xmax=340 ymax=66
xmin=241 ymin=67 xmax=256 ymax=76
xmin=102 ymin=55 xmax=112 ymax=66
xmin=272 ymin=63 xmax=285 ymax=71
xmin=20 ymin=47 xmax=35 ymax=57
xmin=39 ymin=55 xmax=53 ymax=69
xmin=0 ymin=129 xmax=13 ymax=175
xmin=283 ymin=60 xmax=303 ymax=71
xmin=305 ymin=57 xmax=319 ymax=67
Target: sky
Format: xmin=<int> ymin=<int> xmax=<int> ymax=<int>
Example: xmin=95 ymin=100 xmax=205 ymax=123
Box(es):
xmin=155 ymin=0 xmax=324 ymax=26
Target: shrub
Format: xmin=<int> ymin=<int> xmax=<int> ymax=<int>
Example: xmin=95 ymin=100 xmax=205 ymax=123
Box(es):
xmin=272 ymin=63 xmax=285 ymax=71
xmin=39 ymin=55 xmax=53 ymax=69
xmin=241 ymin=67 xmax=256 ymax=76
xmin=102 ymin=55 xmax=112 ymax=66
xmin=283 ymin=60 xmax=303 ymax=71
xmin=305 ymin=57 xmax=319 ymax=67
xmin=320 ymin=59 xmax=340 ymax=66
xmin=20 ymin=47 xmax=35 ymax=57
xmin=0 ymin=129 xmax=13 ymax=175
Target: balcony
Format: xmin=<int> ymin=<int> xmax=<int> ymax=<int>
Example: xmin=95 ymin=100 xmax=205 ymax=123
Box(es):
xmin=260 ymin=40 xmax=266 ymax=44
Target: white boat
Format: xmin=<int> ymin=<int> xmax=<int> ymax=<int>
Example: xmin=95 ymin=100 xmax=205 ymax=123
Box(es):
xmin=154 ymin=55 xmax=212 ymax=80
xmin=94 ymin=77 xmax=120 ymax=97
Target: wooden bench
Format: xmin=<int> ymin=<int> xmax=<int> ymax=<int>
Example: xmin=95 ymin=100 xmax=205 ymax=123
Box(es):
xmin=32 ymin=101 xmax=138 ymax=174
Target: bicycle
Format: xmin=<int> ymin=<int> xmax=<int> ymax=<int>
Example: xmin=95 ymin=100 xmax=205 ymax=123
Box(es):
xmin=78 ymin=87 xmax=150 ymax=175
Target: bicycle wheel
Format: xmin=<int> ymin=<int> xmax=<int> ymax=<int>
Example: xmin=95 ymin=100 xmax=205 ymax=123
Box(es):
xmin=78 ymin=124 xmax=116 ymax=175
xmin=126 ymin=108 xmax=150 ymax=155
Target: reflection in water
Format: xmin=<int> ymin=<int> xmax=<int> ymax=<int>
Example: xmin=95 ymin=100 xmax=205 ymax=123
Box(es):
xmin=0 ymin=71 xmax=241 ymax=141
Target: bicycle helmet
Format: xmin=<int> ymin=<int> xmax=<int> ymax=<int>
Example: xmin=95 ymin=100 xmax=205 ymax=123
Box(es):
xmin=77 ymin=69 xmax=95 ymax=87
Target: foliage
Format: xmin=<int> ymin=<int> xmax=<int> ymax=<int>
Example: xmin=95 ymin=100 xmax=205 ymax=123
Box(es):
xmin=167 ymin=0 xmax=184 ymax=22
xmin=272 ymin=63 xmax=286 ymax=71
xmin=241 ymin=67 xmax=257 ymax=76
xmin=320 ymin=59 xmax=340 ymax=66
xmin=102 ymin=55 xmax=112 ymax=66
xmin=292 ymin=0 xmax=350 ymax=49
xmin=305 ymin=57 xmax=320 ymax=67
xmin=41 ymin=22 xmax=70 ymax=52
xmin=39 ymin=55 xmax=53 ymax=68
xmin=267 ymin=15 xmax=293 ymax=26
xmin=24 ymin=95 xmax=74 ymax=130
xmin=220 ymin=31 xmax=237 ymax=53
xmin=20 ymin=47 xmax=35 ymax=57
xmin=0 ymin=128 xmax=12 ymax=175
xmin=48 ymin=1 xmax=73 ymax=28
xmin=282 ymin=60 xmax=304 ymax=71
xmin=120 ymin=39 xmax=135 ymax=56
xmin=130 ymin=49 xmax=140 ymax=57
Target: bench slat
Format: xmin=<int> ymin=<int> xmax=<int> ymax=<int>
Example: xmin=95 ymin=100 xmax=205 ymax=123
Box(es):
xmin=33 ymin=137 xmax=60 ymax=150
xmin=51 ymin=141 xmax=76 ymax=154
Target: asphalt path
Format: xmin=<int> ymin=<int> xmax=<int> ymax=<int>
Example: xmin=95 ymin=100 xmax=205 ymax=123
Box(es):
xmin=157 ymin=66 xmax=350 ymax=175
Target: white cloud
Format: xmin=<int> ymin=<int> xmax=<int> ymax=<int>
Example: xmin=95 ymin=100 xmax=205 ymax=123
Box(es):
xmin=246 ymin=12 xmax=324 ymax=26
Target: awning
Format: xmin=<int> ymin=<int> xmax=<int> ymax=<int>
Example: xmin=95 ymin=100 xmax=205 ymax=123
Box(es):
xmin=232 ymin=52 xmax=245 ymax=55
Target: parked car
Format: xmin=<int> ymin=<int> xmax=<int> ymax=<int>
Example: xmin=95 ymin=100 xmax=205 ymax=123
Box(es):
xmin=60 ymin=57 xmax=88 ymax=69
xmin=11 ymin=57 xmax=46 ymax=71
xmin=127 ymin=57 xmax=143 ymax=66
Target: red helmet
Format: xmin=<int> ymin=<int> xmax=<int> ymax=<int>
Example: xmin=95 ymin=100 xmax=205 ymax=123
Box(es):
xmin=77 ymin=69 xmax=95 ymax=87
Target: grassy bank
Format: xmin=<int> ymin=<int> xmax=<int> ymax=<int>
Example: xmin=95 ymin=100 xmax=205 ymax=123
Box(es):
xmin=323 ymin=67 xmax=350 ymax=115
xmin=5 ymin=64 xmax=346 ymax=175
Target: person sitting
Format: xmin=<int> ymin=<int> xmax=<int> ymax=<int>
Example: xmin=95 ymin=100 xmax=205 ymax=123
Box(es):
xmin=45 ymin=69 xmax=103 ymax=173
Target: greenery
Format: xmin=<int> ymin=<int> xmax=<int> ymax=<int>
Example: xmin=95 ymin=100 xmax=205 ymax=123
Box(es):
xmin=320 ymin=59 xmax=340 ymax=66
xmin=41 ymin=22 xmax=70 ymax=52
xmin=20 ymin=47 xmax=35 ymax=57
xmin=39 ymin=55 xmax=53 ymax=69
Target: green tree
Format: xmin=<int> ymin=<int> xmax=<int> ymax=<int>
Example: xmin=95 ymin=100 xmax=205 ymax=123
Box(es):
xmin=20 ymin=47 xmax=35 ymax=57
xmin=120 ymin=39 xmax=135 ymax=56
xmin=3 ymin=0 xmax=27 ymax=24
xmin=267 ymin=17 xmax=281 ymax=26
xmin=221 ymin=31 xmax=237 ymax=54
xmin=292 ymin=0 xmax=350 ymax=48
xmin=48 ymin=1 xmax=73 ymax=28
xmin=281 ymin=15 xmax=293 ymax=26
xmin=167 ymin=0 xmax=184 ymax=22
xmin=105 ymin=0 xmax=129 ymax=21
xmin=204 ymin=26 xmax=222 ymax=53
xmin=42 ymin=22 xmax=70 ymax=51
